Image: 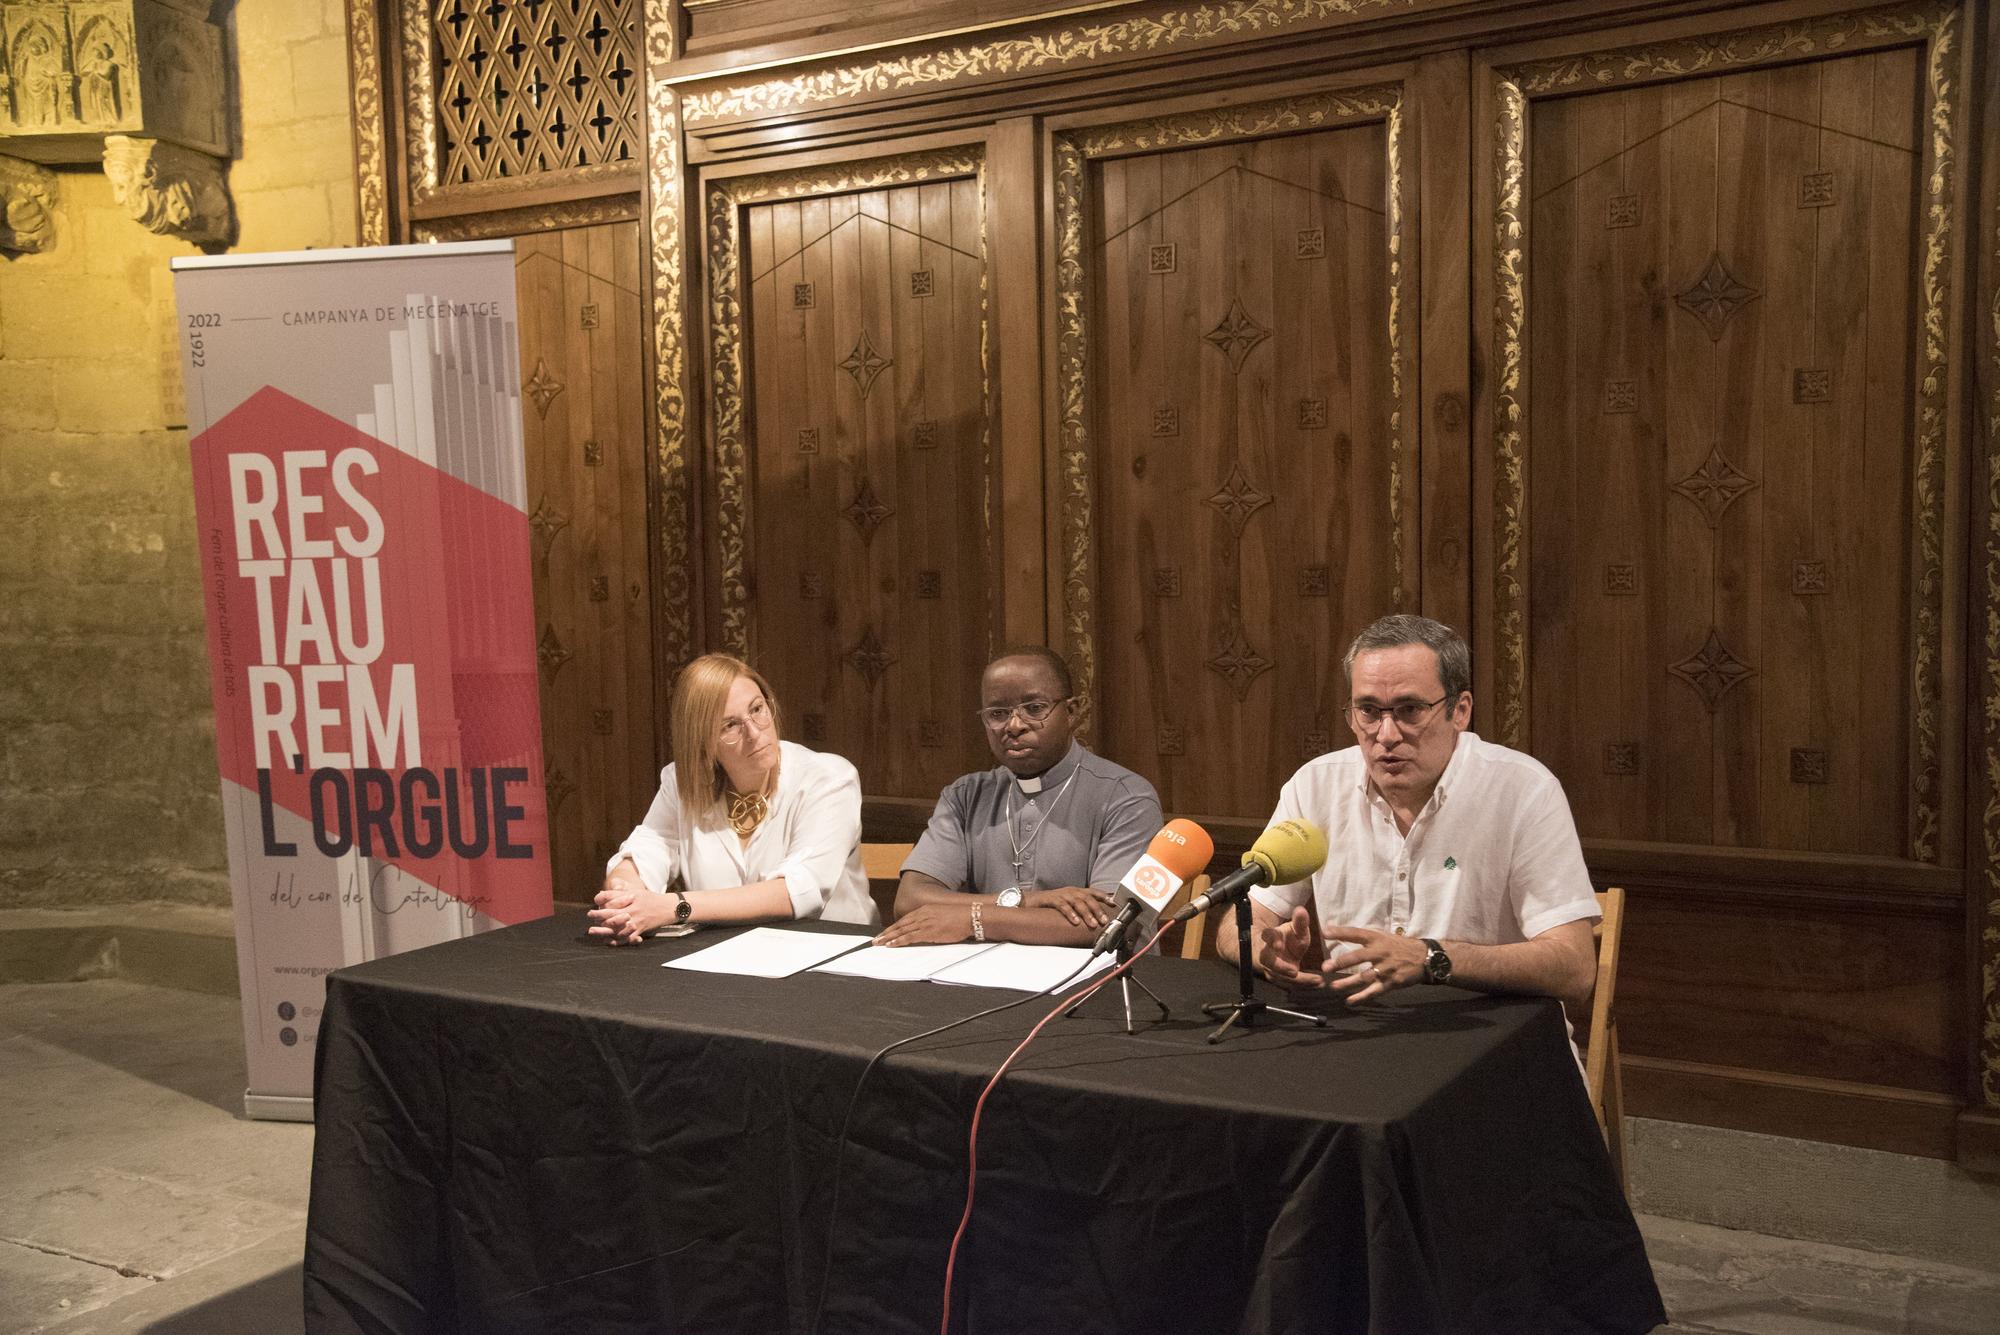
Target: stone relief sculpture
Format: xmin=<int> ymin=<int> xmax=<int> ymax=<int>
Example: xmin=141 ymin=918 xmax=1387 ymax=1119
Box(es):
xmin=12 ymin=22 xmax=64 ymax=127
xmin=0 ymin=2 xmax=232 ymax=252
xmin=80 ymin=39 xmax=120 ymax=121
xmin=75 ymin=21 xmax=127 ymax=125
xmin=0 ymin=152 xmax=56 ymax=250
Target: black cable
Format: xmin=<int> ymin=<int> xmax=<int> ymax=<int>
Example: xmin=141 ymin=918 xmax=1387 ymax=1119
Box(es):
xmin=805 ymin=954 xmax=1101 ymax=1335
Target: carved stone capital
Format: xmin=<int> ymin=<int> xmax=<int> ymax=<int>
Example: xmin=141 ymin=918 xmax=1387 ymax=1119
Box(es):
xmin=1 ymin=1 xmax=229 ymax=162
xmin=0 ymin=153 xmax=57 ymax=252
xmin=102 ymin=134 xmax=229 ymax=244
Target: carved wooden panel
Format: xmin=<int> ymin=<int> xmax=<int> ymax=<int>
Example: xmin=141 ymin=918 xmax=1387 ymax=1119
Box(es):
xmin=736 ymin=175 xmax=991 ymax=798
xmin=515 ymin=222 xmax=655 ymax=899
xmin=1523 ymin=48 xmax=1926 ymax=859
xmin=1088 ymin=117 xmax=1401 ymax=819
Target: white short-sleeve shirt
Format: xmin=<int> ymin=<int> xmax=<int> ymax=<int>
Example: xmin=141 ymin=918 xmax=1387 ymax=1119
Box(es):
xmin=1251 ymin=731 xmax=1598 ymax=969
xmin=609 ymin=740 xmax=878 ymax=927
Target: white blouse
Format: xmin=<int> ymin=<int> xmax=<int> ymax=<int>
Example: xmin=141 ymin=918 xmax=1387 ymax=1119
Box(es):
xmin=610 ymin=740 xmax=878 ymax=927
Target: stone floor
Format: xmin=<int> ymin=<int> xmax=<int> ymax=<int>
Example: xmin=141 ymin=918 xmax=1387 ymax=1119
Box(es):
xmin=2 ymin=976 xmax=1997 ymax=1335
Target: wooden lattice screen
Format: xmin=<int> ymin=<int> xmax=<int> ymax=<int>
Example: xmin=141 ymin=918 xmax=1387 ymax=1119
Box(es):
xmin=433 ymin=0 xmax=640 ymax=184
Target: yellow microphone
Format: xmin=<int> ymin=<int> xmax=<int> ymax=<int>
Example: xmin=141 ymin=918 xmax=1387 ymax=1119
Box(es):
xmin=1170 ymin=819 xmax=1327 ymax=922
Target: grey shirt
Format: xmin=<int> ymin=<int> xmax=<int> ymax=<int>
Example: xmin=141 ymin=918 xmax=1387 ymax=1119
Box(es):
xmin=903 ymin=742 xmax=1163 ymax=895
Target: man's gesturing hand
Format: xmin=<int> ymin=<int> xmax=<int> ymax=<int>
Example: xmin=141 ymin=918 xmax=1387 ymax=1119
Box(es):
xmin=1255 ymin=905 xmax=1324 ymax=986
xmin=1323 ymin=925 xmax=1429 ymax=1004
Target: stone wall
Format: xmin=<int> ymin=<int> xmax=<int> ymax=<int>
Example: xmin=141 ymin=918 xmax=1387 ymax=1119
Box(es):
xmin=0 ymin=0 xmax=359 ymax=910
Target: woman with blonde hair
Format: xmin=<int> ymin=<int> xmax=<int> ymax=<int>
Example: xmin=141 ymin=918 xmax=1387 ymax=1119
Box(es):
xmin=590 ymin=653 xmax=876 ymax=941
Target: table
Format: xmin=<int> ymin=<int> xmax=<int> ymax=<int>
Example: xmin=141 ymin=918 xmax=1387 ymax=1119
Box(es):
xmin=304 ymin=914 xmax=1665 ymax=1335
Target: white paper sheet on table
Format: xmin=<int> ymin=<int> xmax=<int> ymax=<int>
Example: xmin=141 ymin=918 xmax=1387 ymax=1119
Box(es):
xmin=930 ymin=943 xmax=1115 ymax=993
xmin=810 ymin=941 xmax=997 ymax=982
xmin=662 ymin=927 xmax=870 ymax=978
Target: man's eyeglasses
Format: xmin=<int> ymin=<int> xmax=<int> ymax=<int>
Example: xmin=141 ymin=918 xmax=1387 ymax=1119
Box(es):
xmin=1348 ymin=695 xmax=1453 ymax=732
xmin=718 ymin=696 xmax=771 ymax=746
xmin=977 ymin=698 xmax=1067 ymax=730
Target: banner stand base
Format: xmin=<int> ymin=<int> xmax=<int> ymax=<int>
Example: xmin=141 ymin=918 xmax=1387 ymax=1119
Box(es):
xmin=244 ymin=1091 xmax=314 ymax=1123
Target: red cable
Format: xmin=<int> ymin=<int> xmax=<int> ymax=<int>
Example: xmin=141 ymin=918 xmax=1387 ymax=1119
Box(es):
xmin=936 ymin=918 xmax=1177 ymax=1335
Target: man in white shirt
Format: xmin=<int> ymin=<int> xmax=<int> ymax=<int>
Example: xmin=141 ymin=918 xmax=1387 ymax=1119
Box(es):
xmin=1220 ymin=614 xmax=1599 ymax=1013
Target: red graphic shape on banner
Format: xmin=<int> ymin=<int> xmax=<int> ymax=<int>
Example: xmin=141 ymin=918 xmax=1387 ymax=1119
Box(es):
xmin=190 ymin=386 xmax=551 ymax=925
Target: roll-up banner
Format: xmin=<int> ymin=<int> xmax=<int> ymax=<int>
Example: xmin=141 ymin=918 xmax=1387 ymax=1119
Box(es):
xmin=172 ymin=241 xmax=552 ymax=1121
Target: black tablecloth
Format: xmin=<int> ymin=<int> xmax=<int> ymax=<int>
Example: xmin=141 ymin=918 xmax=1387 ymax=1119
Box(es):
xmin=304 ymin=915 xmax=1664 ymax=1335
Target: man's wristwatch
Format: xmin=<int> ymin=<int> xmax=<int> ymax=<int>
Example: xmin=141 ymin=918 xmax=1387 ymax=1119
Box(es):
xmin=670 ymin=891 xmax=692 ymax=925
xmin=1420 ymin=938 xmax=1453 ymax=986
xmin=995 ymin=887 xmax=1025 ymax=909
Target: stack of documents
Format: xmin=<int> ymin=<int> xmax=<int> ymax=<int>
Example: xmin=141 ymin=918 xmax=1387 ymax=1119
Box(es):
xmin=662 ymin=928 xmax=1114 ymax=993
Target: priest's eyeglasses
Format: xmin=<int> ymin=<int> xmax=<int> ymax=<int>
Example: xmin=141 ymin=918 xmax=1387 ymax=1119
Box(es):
xmin=1349 ymin=695 xmax=1452 ymax=732
xmin=978 ymin=698 xmax=1067 ymax=730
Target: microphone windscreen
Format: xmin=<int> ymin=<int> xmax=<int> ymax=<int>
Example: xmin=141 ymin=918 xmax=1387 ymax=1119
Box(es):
xmin=1147 ymin=818 xmax=1214 ymax=880
xmin=1241 ymin=819 xmax=1327 ymax=886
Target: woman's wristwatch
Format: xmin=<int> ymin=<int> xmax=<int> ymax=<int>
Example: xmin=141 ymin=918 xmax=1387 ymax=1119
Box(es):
xmin=670 ymin=891 xmax=692 ymax=926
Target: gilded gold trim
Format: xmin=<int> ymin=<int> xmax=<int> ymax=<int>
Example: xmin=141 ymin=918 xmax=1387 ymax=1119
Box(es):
xmin=704 ymin=148 xmax=988 ymax=657
xmin=1385 ymin=89 xmax=1406 ymax=612
xmin=672 ymin=0 xmax=1137 ymax=87
xmin=1506 ymin=1 xmax=1948 ymax=95
xmin=1051 ymin=132 xmax=1094 ymax=725
xmin=1491 ymin=75 xmax=1527 ymax=750
xmin=680 ymin=0 xmax=1418 ymax=124
xmin=397 ymin=0 xmax=438 ymax=202
xmin=1053 ymin=87 xmax=1404 ymax=725
xmin=413 ymin=194 xmax=641 ymax=242
xmin=1983 ymin=139 xmax=2000 ymax=1108
xmin=646 ymin=42 xmax=694 ymax=671
xmin=704 ymin=148 xmax=983 ymax=208
xmin=705 ymin=178 xmax=747 ymax=655
xmin=1489 ymin=0 xmax=1960 ymax=849
xmin=1907 ymin=3 xmax=1957 ymax=864
xmin=977 ymin=166 xmax=996 ymax=664
xmin=346 ymin=0 xmax=390 ymax=245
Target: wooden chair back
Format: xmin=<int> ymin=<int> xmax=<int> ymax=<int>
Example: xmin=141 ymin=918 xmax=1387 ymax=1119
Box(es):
xmin=860 ymin=842 xmax=914 ymax=925
xmin=1586 ymin=886 xmax=1628 ymax=1190
xmin=1168 ymin=876 xmax=1214 ymax=959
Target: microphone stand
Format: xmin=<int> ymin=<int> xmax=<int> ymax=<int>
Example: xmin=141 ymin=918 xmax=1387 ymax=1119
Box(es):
xmin=1063 ymin=929 xmax=1170 ymax=1035
xmin=1201 ymin=894 xmax=1327 ymax=1043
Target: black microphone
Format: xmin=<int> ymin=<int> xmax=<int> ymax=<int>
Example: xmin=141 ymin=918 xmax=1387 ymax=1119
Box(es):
xmin=1169 ymin=820 xmax=1328 ymax=922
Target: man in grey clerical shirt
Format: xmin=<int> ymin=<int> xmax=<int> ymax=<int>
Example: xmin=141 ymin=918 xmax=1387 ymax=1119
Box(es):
xmin=873 ymin=647 xmax=1163 ymax=949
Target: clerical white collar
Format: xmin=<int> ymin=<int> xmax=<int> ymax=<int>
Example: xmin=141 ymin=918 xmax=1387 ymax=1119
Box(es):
xmin=1013 ymin=742 xmax=1082 ymax=795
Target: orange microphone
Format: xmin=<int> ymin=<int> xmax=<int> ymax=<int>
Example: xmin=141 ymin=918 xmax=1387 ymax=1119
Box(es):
xmin=1091 ymin=818 xmax=1215 ymax=956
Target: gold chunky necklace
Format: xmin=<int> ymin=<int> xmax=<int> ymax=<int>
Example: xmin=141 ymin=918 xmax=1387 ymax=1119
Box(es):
xmin=724 ymin=762 xmax=778 ymax=838
xmin=726 ymin=788 xmax=769 ymax=838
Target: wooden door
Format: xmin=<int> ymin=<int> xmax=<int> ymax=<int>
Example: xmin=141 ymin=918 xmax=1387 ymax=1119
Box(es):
xmin=1062 ymin=91 xmax=1414 ymax=826
xmin=706 ymin=153 xmax=996 ymax=803
xmin=1525 ymin=51 xmax=1922 ymax=858
xmin=514 ymin=222 xmax=656 ymax=900
xmin=1479 ymin=4 xmax=1971 ymax=1143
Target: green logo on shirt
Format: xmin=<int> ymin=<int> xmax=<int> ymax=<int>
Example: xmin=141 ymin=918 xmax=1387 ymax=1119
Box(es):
xmin=1442 ymin=856 xmax=1457 ymax=870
